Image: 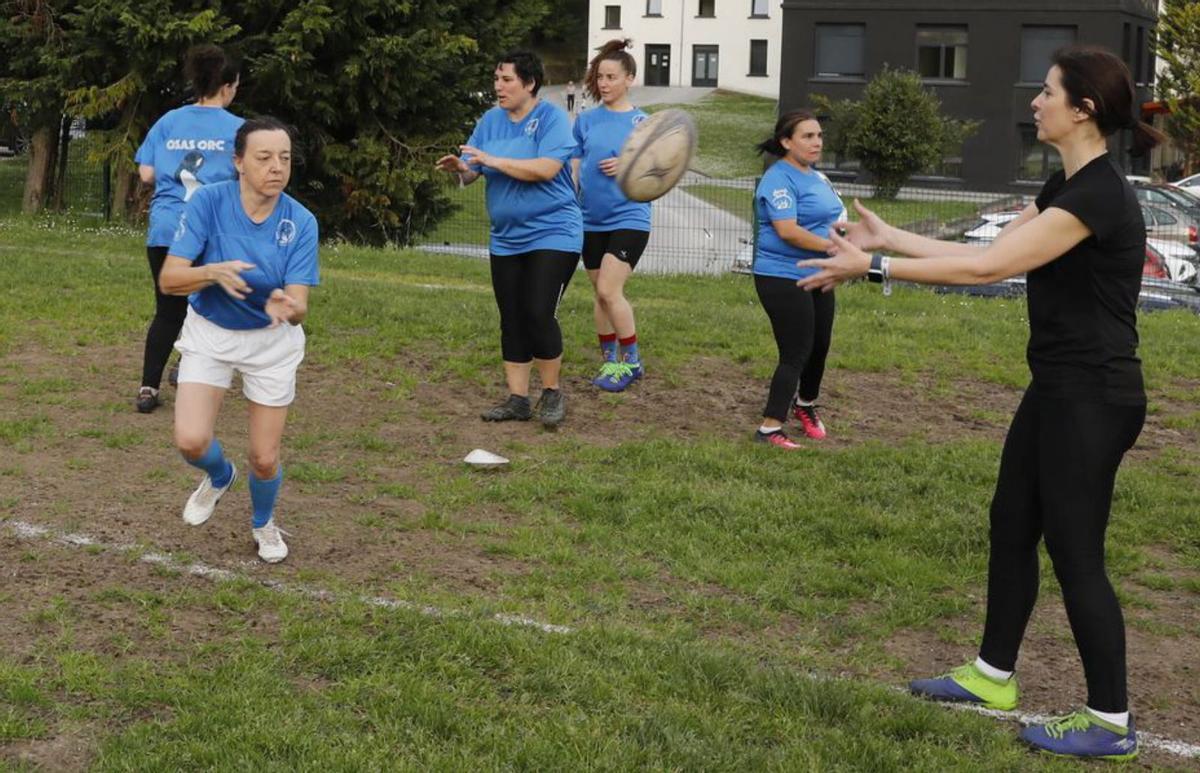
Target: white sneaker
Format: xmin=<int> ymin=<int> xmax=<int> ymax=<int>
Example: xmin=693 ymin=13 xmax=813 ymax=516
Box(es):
xmin=182 ymin=463 xmax=237 ymax=526
xmin=252 ymin=519 xmax=289 ymax=563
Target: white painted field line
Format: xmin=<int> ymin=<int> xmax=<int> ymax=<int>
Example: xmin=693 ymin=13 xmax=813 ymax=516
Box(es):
xmin=2 ymin=519 xmax=573 ymax=636
xmin=4 ymin=518 xmax=1197 ymax=758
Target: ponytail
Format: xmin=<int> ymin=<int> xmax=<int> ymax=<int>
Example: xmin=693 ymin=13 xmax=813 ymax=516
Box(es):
xmin=1130 ymin=119 xmax=1166 ymax=158
xmin=585 ymin=38 xmax=637 ymax=103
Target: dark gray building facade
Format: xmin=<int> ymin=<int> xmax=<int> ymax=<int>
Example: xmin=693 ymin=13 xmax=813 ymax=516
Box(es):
xmin=779 ymin=0 xmax=1159 ymax=192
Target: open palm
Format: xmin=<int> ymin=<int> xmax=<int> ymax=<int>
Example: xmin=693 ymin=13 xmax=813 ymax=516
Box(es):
xmin=835 ymin=199 xmax=891 ymax=251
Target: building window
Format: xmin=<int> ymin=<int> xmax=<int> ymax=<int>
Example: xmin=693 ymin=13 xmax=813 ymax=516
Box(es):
xmin=1017 ymin=124 xmax=1063 ymax=180
xmin=916 ymin=26 xmax=967 ymax=80
xmin=1134 ymin=25 xmax=1146 ymax=83
xmin=814 ymin=24 xmax=865 ymax=78
xmin=698 ymin=0 xmax=714 ymax=17
xmin=751 ymin=0 xmax=769 ymax=17
xmin=646 ymin=0 xmax=662 ymax=16
xmin=604 ymin=5 xmax=621 ymax=29
xmin=749 ymin=39 xmax=768 ymax=76
xmin=1020 ymin=26 xmax=1075 ymax=83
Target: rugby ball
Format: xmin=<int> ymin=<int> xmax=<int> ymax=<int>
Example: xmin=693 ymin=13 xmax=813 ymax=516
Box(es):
xmin=616 ymin=109 xmax=697 ymax=202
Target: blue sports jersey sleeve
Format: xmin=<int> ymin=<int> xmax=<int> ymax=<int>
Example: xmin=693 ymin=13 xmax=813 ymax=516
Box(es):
xmin=571 ymin=117 xmax=585 ymax=160
xmin=535 ymin=108 xmax=576 ymax=163
xmin=284 ymin=216 xmax=320 ymax=286
xmin=134 ymin=120 xmax=162 ymax=167
xmin=761 ymin=173 xmax=799 ymax=223
xmin=169 ymin=185 xmax=214 ymax=261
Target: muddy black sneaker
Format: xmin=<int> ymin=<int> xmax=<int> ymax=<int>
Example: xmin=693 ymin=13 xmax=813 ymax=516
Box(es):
xmin=535 ymin=388 xmax=566 ymax=427
xmin=136 ymin=386 xmax=160 ymax=414
xmin=168 ymin=365 xmax=179 ymax=388
xmin=481 ymin=394 xmax=532 ymax=422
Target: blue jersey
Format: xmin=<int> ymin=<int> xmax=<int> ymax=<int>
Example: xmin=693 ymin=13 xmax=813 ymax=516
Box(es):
xmin=572 ymin=106 xmax=652 ymax=232
xmin=465 ymin=101 xmax=582 ymax=255
xmin=753 ymin=160 xmax=844 ymax=280
xmin=135 ymin=105 xmax=244 ymax=247
xmin=169 ymin=181 xmax=319 ymax=331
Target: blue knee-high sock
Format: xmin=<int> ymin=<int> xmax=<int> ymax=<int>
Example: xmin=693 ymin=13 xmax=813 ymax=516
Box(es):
xmin=249 ymin=466 xmax=283 ymax=528
xmin=186 ymin=439 xmax=233 ymax=488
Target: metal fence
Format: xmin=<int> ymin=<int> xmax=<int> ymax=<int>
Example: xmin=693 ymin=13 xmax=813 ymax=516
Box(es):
xmin=0 ymin=136 xmax=108 ymax=219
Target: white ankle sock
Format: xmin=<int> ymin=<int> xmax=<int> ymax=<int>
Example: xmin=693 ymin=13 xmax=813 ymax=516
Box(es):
xmin=797 ymin=398 xmax=815 ymax=407
xmin=1086 ymin=707 xmax=1129 ymax=729
xmin=974 ymin=656 xmax=1013 ymax=681
xmin=758 ymin=425 xmax=781 ymax=434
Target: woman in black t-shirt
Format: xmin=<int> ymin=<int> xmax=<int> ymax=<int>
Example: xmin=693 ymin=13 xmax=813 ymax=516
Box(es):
xmin=797 ymin=47 xmax=1161 ymax=761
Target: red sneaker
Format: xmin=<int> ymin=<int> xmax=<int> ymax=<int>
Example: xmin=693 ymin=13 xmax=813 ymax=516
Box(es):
xmin=792 ymin=403 xmax=827 ymax=440
xmin=754 ymin=430 xmax=802 ymax=450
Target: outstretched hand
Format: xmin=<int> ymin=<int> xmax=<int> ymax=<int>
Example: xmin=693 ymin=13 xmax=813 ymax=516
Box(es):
xmin=834 ymin=198 xmax=892 ymax=251
xmin=265 ymin=288 xmax=299 ymax=327
xmin=597 ymin=157 xmax=620 ymax=177
xmin=796 ymin=230 xmax=871 ymax=293
xmin=435 ymin=154 xmax=470 ymax=175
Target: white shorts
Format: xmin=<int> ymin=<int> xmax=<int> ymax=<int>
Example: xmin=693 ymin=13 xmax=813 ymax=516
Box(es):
xmin=175 ymin=307 xmax=306 ymax=407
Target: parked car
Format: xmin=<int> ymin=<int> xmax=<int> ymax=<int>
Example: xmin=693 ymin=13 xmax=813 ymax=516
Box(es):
xmin=1145 ymin=239 xmax=1198 ymax=284
xmin=1142 ymin=203 xmax=1199 ymax=246
xmin=962 ymin=211 xmax=1021 ymax=242
xmin=1131 ymin=181 xmax=1200 ymax=223
xmin=1174 ymin=173 xmax=1200 ymax=196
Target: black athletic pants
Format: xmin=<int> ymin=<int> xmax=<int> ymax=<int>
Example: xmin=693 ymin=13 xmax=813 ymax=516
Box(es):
xmin=754 ymin=274 xmax=835 ymax=421
xmin=980 ymin=388 xmax=1145 ymax=712
xmin=490 ymin=250 xmax=579 ymax=363
xmin=141 ymin=246 xmax=188 ymax=389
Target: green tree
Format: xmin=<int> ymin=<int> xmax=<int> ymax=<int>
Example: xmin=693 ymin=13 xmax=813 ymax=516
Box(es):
xmin=813 ymin=67 xmax=978 ymax=199
xmin=0 ymin=0 xmax=77 ymax=213
xmin=1157 ymin=0 xmax=1200 ymax=175
xmin=11 ymin=0 xmax=553 ymax=240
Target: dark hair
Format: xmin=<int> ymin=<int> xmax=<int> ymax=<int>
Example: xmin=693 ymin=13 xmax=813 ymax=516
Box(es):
xmin=756 ymin=109 xmax=818 ymax=156
xmin=234 ymin=116 xmax=293 ymax=158
xmin=1051 ymin=45 xmax=1164 ymax=156
xmin=585 ymin=39 xmax=637 ymax=103
xmin=497 ymin=51 xmax=545 ymax=96
xmin=184 ymin=44 xmax=240 ymax=100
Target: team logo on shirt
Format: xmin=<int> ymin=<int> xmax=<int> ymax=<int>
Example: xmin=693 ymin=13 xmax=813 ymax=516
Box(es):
xmin=524 ymin=118 xmax=540 ymax=137
xmin=174 ymin=213 xmax=187 ymax=242
xmin=632 ymin=114 xmax=647 ymax=126
xmin=771 ymin=188 xmax=793 ymax=211
xmin=275 ymin=219 xmax=297 ymax=247
xmin=175 ymin=151 xmax=206 ymax=201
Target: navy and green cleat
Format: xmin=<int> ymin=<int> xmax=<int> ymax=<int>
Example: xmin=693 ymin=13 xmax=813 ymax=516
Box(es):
xmin=1020 ymin=710 xmax=1137 ymax=760
xmin=592 ymin=361 xmax=642 ymax=393
xmin=909 ymin=662 xmax=1019 ymax=711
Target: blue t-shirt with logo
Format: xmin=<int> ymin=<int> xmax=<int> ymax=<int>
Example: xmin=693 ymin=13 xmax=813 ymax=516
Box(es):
xmin=465 ymin=101 xmax=582 ymax=256
xmin=571 ymin=106 xmax=652 ymax=231
xmin=135 ymin=105 xmax=244 ymax=247
xmin=753 ymin=160 xmax=845 ymax=280
xmin=169 ymin=181 xmax=319 ymax=330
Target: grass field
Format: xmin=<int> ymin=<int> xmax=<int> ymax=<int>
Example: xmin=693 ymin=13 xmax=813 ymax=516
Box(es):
xmin=2 ymin=215 xmax=1199 ymax=769
xmin=644 ymin=91 xmax=778 ymax=179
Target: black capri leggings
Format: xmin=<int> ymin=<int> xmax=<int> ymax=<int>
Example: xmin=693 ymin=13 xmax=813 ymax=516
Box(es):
xmin=980 ymin=388 xmax=1144 ymax=713
xmin=142 ymin=246 xmax=188 ymax=389
xmin=754 ymin=274 xmax=835 ymax=421
xmin=490 ymin=250 xmax=579 ymax=363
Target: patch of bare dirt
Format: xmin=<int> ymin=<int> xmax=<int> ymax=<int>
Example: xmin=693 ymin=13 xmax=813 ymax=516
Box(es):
xmin=3 ymin=339 xmax=1199 ymax=765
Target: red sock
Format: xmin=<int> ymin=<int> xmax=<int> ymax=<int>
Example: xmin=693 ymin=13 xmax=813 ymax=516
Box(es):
xmin=618 ymin=334 xmax=637 ymax=347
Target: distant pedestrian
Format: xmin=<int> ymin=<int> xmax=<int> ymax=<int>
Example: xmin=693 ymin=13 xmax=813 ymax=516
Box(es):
xmin=566 ymin=80 xmax=577 ymax=114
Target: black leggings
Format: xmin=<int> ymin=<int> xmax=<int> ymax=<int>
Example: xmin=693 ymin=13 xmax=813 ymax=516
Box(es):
xmin=490 ymin=250 xmax=579 ymax=363
xmin=754 ymin=274 xmax=835 ymax=421
xmin=980 ymin=388 xmax=1144 ymax=712
xmin=142 ymin=246 xmax=188 ymax=389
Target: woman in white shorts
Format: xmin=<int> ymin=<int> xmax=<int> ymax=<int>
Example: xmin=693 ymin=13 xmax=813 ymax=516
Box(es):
xmin=159 ymin=117 xmax=318 ymax=563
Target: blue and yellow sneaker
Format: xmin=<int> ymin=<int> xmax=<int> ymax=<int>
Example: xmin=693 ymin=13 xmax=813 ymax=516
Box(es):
xmin=593 ymin=361 xmax=642 ymax=393
xmin=909 ymin=662 xmax=1019 ymax=711
xmin=1020 ymin=710 xmax=1138 ymax=760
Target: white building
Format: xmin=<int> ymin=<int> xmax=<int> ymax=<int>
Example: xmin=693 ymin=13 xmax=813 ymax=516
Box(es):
xmin=586 ymin=0 xmax=781 ymax=98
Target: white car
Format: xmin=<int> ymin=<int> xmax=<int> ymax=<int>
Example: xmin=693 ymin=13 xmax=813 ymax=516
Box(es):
xmin=1175 ymin=173 xmax=1200 ymax=196
xmin=963 ymin=211 xmax=1021 ymax=241
xmin=1147 ymin=237 xmax=1199 ymax=284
